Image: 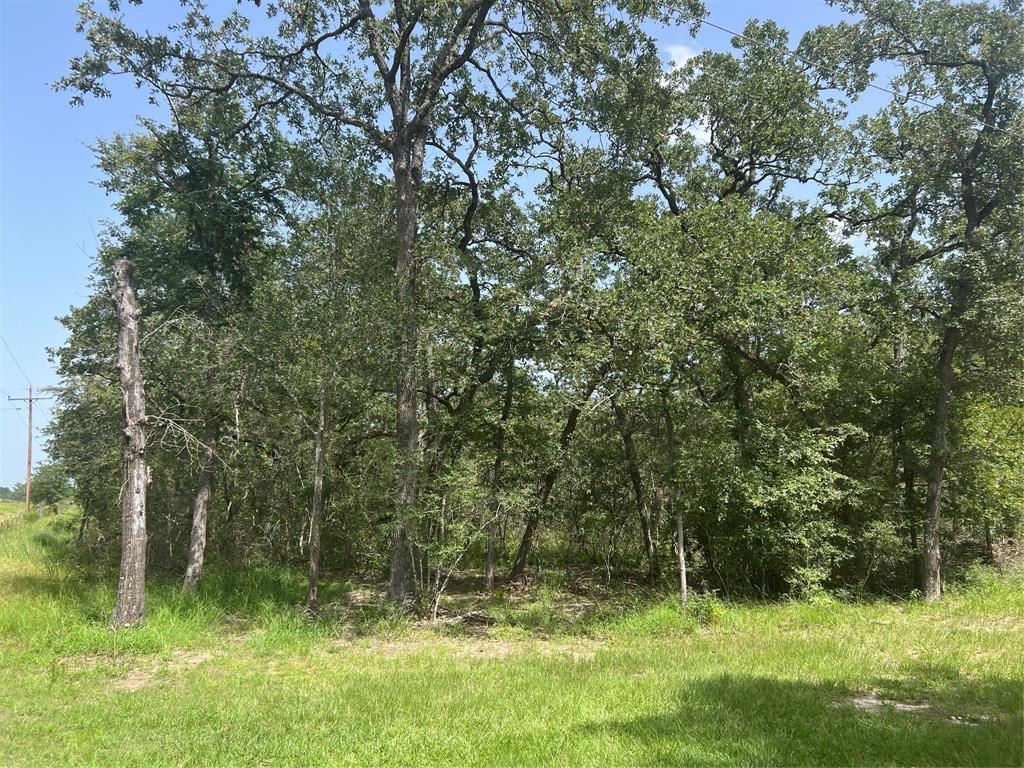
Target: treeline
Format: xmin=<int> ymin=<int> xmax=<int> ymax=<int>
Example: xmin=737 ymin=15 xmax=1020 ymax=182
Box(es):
xmin=48 ymin=0 xmax=1023 ymax=621
xmin=0 ymin=486 xmax=23 ymax=503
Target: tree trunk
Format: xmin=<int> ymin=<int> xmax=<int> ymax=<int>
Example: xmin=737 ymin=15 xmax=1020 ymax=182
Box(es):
xmin=509 ymin=510 xmax=540 ymax=581
xmin=182 ymin=422 xmax=216 ymax=592
xmin=676 ymin=510 xmax=688 ymax=604
xmin=307 ymin=381 xmax=330 ymax=608
xmin=697 ymin=525 xmax=728 ymax=598
xmin=509 ymin=409 xmax=577 ymax=577
xmin=487 ymin=366 xmax=515 ymax=591
xmin=76 ymin=508 xmax=89 ymax=543
xmin=890 ymin=311 xmax=921 ymax=583
xmin=388 ymin=138 xmax=425 ymax=608
xmin=486 ymin=525 xmax=496 ymax=591
xmin=661 ymin=392 xmax=687 ymax=604
xmin=110 ymin=259 xmax=149 ymax=628
xmin=613 ymin=399 xmax=659 ymax=581
xmin=922 ymin=324 xmax=960 ymax=600
xmin=509 ymin=370 xmax=606 ymax=580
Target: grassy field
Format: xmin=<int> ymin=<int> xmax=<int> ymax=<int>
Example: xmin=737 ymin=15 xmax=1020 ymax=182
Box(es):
xmin=0 ymin=499 xmax=24 ymax=526
xmin=0 ymin=512 xmax=1021 ymax=767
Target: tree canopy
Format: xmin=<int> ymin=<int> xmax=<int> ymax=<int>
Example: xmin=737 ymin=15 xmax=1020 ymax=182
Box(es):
xmin=48 ymin=0 xmax=1024 ymax=618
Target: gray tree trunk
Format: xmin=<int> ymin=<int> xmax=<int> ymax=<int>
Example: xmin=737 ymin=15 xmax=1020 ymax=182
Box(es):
xmin=182 ymin=423 xmax=216 ymax=592
xmin=110 ymin=259 xmax=149 ymax=628
xmin=923 ymin=325 xmax=960 ymax=600
xmin=661 ymin=392 xmax=687 ymax=605
xmin=613 ymin=399 xmax=659 ymax=581
xmin=306 ymin=381 xmax=330 ymax=608
xmin=388 ymin=138 xmax=425 ymax=608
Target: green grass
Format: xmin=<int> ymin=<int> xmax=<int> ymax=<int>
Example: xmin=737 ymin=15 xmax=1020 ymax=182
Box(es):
xmin=0 ymin=499 xmax=24 ymax=526
xmin=0 ymin=513 xmax=1021 ymax=767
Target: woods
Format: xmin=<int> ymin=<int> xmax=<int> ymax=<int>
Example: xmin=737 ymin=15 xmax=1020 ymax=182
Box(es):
xmin=46 ymin=0 xmax=1023 ymax=620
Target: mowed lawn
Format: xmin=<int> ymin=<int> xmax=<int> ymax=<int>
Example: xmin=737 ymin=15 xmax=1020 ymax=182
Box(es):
xmin=0 ymin=514 xmax=1021 ymax=767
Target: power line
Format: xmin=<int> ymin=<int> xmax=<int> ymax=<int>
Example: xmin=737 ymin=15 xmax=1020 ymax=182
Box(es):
xmin=6 ymin=408 xmax=28 ymax=429
xmin=698 ymin=16 xmax=1017 ymax=138
xmin=8 ymin=386 xmax=52 ymax=515
xmin=0 ymin=335 xmax=32 ymax=387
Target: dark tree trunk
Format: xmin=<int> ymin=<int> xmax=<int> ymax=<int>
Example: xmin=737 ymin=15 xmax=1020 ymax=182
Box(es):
xmin=486 ymin=523 xmax=496 ymax=591
xmin=898 ymin=441 xmax=920 ymax=584
xmin=388 ymin=137 xmax=425 ymax=608
xmin=918 ymin=77 xmax=993 ymax=599
xmin=76 ymin=508 xmax=89 ymax=543
xmin=110 ymin=259 xmax=149 ymax=628
xmin=696 ymin=525 xmax=728 ymax=598
xmin=182 ymin=422 xmax=217 ymax=592
xmin=613 ymin=399 xmax=659 ymax=581
xmin=509 ymin=374 xmax=602 ymax=580
xmin=922 ymin=325 xmax=960 ymax=600
xmin=890 ymin=312 xmax=921 ymax=583
xmin=509 ymin=510 xmax=538 ymax=581
xmin=306 ymin=381 xmax=330 ymax=608
xmin=904 ymin=460 xmax=921 ymax=586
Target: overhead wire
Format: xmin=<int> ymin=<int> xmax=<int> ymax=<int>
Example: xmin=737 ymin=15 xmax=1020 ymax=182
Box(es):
xmin=4 ymin=408 xmax=28 ymax=429
xmin=0 ymin=334 xmax=32 ymax=387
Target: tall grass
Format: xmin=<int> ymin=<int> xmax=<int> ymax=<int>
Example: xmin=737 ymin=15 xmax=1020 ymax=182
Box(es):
xmin=0 ymin=512 xmax=1021 ymax=767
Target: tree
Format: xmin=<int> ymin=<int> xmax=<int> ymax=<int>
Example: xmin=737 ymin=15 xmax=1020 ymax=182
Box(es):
xmin=93 ymin=98 xmax=285 ymax=591
xmin=44 ymin=0 xmax=1023 ymax=614
xmin=806 ymin=0 xmax=1024 ymax=598
xmin=110 ymin=259 xmax=150 ymax=628
xmin=27 ymin=463 xmax=73 ymax=510
xmin=60 ymin=0 xmax=702 ymax=607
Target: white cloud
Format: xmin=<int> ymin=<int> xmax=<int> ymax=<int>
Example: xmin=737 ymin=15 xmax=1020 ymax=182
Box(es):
xmin=660 ymin=41 xmax=709 ymax=145
xmin=663 ymin=42 xmax=699 ymax=71
xmin=683 ymin=119 xmax=711 ymax=145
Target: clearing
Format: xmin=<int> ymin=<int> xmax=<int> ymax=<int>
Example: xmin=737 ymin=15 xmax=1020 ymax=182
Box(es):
xmin=0 ymin=512 xmax=1021 ymax=767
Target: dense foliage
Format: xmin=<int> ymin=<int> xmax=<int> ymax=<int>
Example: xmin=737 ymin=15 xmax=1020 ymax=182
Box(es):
xmin=47 ymin=0 xmax=1023 ymax=611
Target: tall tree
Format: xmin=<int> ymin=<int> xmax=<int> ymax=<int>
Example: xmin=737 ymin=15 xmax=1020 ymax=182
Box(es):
xmin=806 ymin=0 xmax=1024 ymax=598
xmin=110 ymin=258 xmax=150 ymax=628
xmin=61 ymin=0 xmax=703 ymax=606
xmin=93 ymin=99 xmax=284 ymax=590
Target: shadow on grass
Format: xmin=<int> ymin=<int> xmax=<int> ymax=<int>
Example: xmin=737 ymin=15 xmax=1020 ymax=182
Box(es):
xmin=585 ymin=673 xmax=1022 ymax=767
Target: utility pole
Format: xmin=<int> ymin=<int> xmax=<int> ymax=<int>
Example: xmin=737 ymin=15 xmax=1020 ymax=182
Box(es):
xmin=7 ymin=386 xmax=52 ymax=515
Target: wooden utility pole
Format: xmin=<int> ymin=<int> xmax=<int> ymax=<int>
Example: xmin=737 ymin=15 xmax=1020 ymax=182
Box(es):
xmin=7 ymin=386 xmax=51 ymax=515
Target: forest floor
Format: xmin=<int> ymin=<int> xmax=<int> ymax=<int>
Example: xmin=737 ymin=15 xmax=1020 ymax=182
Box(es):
xmin=0 ymin=512 xmax=1021 ymax=767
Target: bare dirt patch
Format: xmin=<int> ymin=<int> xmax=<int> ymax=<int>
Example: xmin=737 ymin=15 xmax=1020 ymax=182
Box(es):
xmin=845 ymin=692 xmax=935 ymax=714
xmin=108 ymin=648 xmax=218 ymax=692
xmin=837 ymin=691 xmax=994 ymax=726
xmin=112 ymin=669 xmax=154 ymax=692
xmin=326 ymin=632 xmax=600 ymax=663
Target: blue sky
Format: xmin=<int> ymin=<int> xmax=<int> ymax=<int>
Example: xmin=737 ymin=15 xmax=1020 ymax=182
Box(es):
xmin=0 ymin=0 xmax=854 ymax=486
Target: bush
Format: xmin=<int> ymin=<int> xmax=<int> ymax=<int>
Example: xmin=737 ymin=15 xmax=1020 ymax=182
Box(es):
xmin=687 ymin=592 xmax=724 ymax=628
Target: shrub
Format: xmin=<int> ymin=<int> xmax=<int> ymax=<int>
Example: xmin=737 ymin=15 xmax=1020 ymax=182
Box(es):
xmin=687 ymin=592 xmax=724 ymax=628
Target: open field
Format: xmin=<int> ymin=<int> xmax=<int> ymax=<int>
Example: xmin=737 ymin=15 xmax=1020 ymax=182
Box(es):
xmin=0 ymin=512 xmax=1021 ymax=767
xmin=0 ymin=500 xmax=24 ymax=527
